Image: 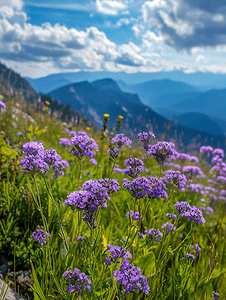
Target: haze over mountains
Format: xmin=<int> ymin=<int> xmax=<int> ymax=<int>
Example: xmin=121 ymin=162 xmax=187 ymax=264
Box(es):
xmin=1 ymin=60 xmax=226 ymax=152
xmin=25 ymin=71 xmax=226 ymax=138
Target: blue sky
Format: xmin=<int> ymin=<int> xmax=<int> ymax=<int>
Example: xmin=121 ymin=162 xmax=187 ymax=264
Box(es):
xmin=1 ymin=0 xmax=226 ymax=79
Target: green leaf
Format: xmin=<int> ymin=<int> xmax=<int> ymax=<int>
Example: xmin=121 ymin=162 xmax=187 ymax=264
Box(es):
xmin=60 ymin=240 xmax=68 ymax=261
xmin=133 ymin=251 xmax=156 ymax=277
xmin=210 ymin=267 xmax=226 ymax=279
xmin=30 ymin=260 xmax=46 ymax=300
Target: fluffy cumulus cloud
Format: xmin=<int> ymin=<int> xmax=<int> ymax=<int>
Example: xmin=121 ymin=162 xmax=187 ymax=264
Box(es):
xmin=142 ymin=0 xmax=226 ymax=53
xmin=96 ymin=0 xmax=129 ymax=15
xmin=1 ymin=0 xmax=226 ymax=77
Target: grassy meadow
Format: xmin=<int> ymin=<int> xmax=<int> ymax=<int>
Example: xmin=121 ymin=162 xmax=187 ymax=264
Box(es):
xmin=0 ymin=95 xmax=225 ymax=300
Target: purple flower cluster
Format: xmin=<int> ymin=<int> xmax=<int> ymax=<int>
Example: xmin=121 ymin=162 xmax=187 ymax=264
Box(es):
xmin=182 ymin=253 xmax=195 ymax=261
xmin=30 ymin=229 xmax=51 ymax=245
xmin=59 ymin=138 xmax=72 ymax=146
xmin=188 ymin=183 xmax=204 ymax=194
xmin=124 ymin=158 xmax=145 ymax=177
xmin=166 ymin=213 xmax=177 ymax=220
xmin=69 ymin=134 xmax=98 ymax=159
xmin=147 ymin=176 xmax=168 ymax=199
xmin=174 ymin=201 xmax=205 ymax=224
xmin=0 ymin=100 xmax=6 ymax=110
xmin=69 ymin=131 xmax=77 ymax=137
xmin=191 ymin=243 xmax=201 ymax=256
xmin=122 ymin=176 xmax=167 ymax=200
xmin=62 ymin=268 xmax=91 ymax=295
xmin=182 ymin=166 xmax=204 ymax=177
xmin=77 ymin=236 xmax=85 ymax=242
xmin=147 ymin=141 xmax=173 ymax=165
xmin=212 ymin=148 xmax=224 ymax=158
xmin=164 ymin=162 xmax=181 ymax=169
xmin=23 ymin=141 xmax=45 ymax=155
xmin=200 ymin=146 xmax=213 ymax=158
xmin=161 ymin=222 xmax=176 ymax=233
xmin=113 ymin=259 xmax=150 ymax=295
xmin=111 ymin=134 xmax=132 ymax=148
xmin=63 ymin=178 xmax=120 ymax=228
xmin=137 ymin=130 xmax=155 ymax=150
xmin=104 ymin=244 xmax=132 ymax=266
xmin=165 ymin=170 xmax=187 ymax=191
xmin=19 ymin=142 xmax=70 ymax=178
xmin=147 ymin=228 xmax=163 ymax=242
xmin=126 ymin=211 xmax=141 ymax=220
xmin=106 ymin=147 xmax=119 ymax=159
xmin=213 ymin=291 xmax=220 ymax=300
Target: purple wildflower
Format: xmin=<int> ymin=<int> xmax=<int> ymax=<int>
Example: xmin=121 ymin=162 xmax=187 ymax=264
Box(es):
xmin=137 ymin=130 xmax=155 ymax=150
xmin=146 ymin=176 xmax=168 ymax=199
xmin=111 ymin=133 xmax=132 ymax=148
xmin=182 ymin=166 xmax=204 ymax=177
xmin=213 ymin=291 xmax=220 ymax=300
xmin=166 ymin=213 xmax=177 ymax=220
xmin=104 ymin=244 xmax=132 ymax=266
xmin=165 ymin=170 xmax=187 ymax=191
xmin=164 ymin=162 xmax=181 ymax=169
xmin=212 ymin=148 xmax=224 ymax=158
xmin=69 ymin=134 xmax=98 ymax=159
xmin=30 ymin=229 xmax=50 ymax=245
xmin=22 ymin=141 xmax=45 ymax=155
xmin=216 ymin=176 xmax=226 ymax=184
xmin=191 ymin=243 xmax=201 ymax=256
xmin=59 ymin=138 xmax=72 ymax=146
xmin=77 ymin=131 xmax=88 ymax=136
xmin=113 ymin=259 xmax=150 ymax=295
xmin=69 ymin=131 xmax=77 ymax=137
xmin=0 ymin=100 xmax=6 ymax=110
xmin=183 ymin=253 xmax=195 ymax=261
xmin=174 ymin=201 xmax=191 ymax=216
xmin=188 ymin=183 xmax=204 ymax=194
xmin=62 ymin=268 xmax=91 ymax=295
xmin=17 ymin=132 xmax=22 ymax=136
xmin=200 ymin=146 xmax=213 ymax=158
xmin=63 ymin=179 xmax=120 ymax=228
xmin=147 ymin=228 xmax=163 ymax=242
xmin=126 ymin=211 xmax=141 ymax=220
xmin=124 ymin=158 xmax=145 ymax=177
xmin=90 ymin=158 xmax=97 ymax=165
xmin=147 ymin=141 xmax=173 ymax=165
xmin=77 ymin=236 xmax=85 ymax=242
xmin=161 ymin=222 xmax=176 ymax=233
xmin=106 ymin=146 xmax=119 ymax=159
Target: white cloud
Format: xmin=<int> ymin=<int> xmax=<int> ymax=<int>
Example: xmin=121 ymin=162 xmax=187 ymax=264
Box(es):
xmin=96 ymin=0 xmax=128 ymax=15
xmin=142 ymin=0 xmax=226 ymax=53
xmin=2 ymin=1 xmax=226 ymax=77
xmin=0 ymin=0 xmax=24 ymax=10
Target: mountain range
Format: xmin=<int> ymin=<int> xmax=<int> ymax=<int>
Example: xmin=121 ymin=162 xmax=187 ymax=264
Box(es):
xmin=1 ymin=61 xmax=226 ymax=153
xmin=25 ymin=71 xmax=226 ymax=137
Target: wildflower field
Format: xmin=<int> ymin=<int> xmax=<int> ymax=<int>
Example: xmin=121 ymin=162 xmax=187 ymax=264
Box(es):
xmin=0 ymin=96 xmax=225 ymax=300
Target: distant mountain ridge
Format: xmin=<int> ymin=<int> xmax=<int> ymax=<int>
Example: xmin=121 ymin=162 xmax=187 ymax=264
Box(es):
xmin=25 ymin=70 xmax=226 ymax=93
xmin=48 ymin=78 xmax=226 ymax=152
xmin=0 ymin=60 xmax=225 ymax=153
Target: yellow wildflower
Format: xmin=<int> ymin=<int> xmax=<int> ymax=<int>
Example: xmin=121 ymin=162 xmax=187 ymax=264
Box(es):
xmin=86 ymin=127 xmax=91 ymax=131
xmin=103 ymin=113 xmax=110 ymax=118
xmin=102 ymin=234 xmax=107 ymax=251
xmin=0 ymin=131 xmax=4 ymax=134
xmin=118 ymin=115 xmax=124 ymax=119
xmin=45 ymin=106 xmax=48 ymax=110
xmin=45 ymin=101 xmax=50 ymax=105
xmin=2 ymin=122 xmax=5 ymax=126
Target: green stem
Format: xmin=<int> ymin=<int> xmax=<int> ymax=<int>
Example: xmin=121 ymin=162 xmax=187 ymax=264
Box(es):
xmin=152 ymin=186 xmax=175 ymax=221
xmin=43 ymin=174 xmax=69 ymax=252
xmin=77 ymin=157 xmax=83 ymax=190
